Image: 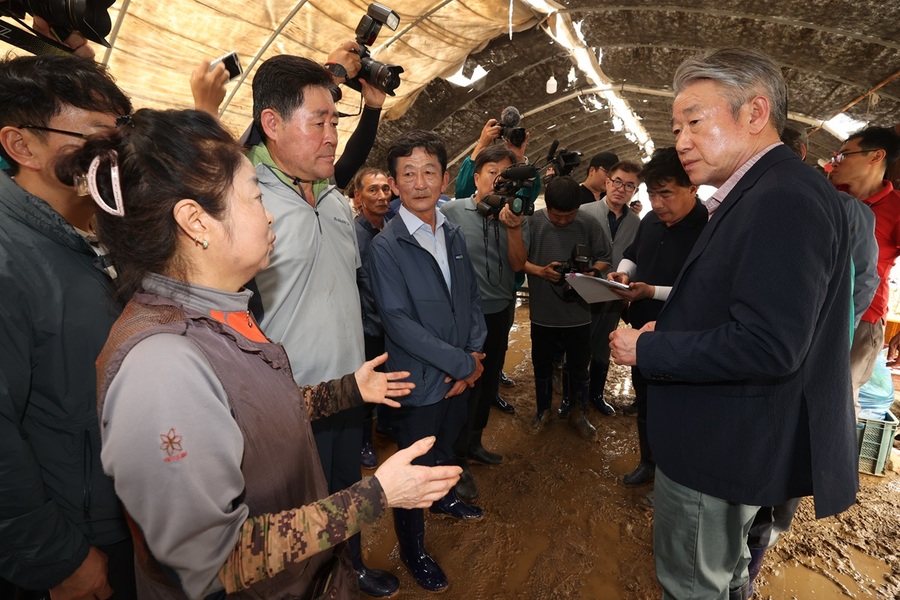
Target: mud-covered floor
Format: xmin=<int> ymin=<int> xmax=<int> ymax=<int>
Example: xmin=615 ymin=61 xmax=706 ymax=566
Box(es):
xmin=360 ymin=301 xmax=900 ymax=599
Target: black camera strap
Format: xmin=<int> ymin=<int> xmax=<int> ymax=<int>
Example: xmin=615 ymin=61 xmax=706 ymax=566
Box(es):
xmin=482 ymin=216 xmax=503 ymax=286
xmin=0 ymin=18 xmax=73 ymax=56
xmin=550 ymin=279 xmax=570 ymax=302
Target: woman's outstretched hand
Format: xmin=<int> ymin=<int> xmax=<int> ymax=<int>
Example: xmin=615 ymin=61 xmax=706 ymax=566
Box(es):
xmin=355 ymin=352 xmax=414 ymax=407
xmin=375 ymin=437 xmax=462 ymax=508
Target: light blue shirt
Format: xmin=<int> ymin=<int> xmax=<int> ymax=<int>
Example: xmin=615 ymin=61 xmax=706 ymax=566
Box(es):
xmin=399 ymin=204 xmax=452 ymax=292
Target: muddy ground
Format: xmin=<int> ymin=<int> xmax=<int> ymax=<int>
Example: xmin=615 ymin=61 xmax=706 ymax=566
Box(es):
xmin=361 ymin=301 xmax=900 ymax=599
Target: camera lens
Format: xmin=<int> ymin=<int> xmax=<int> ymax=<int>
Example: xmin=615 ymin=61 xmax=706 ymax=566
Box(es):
xmin=371 ymin=61 xmax=403 ymax=95
xmin=17 ymin=0 xmax=114 ymax=45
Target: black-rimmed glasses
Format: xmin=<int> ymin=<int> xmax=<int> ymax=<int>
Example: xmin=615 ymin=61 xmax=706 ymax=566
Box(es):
xmin=18 ymin=124 xmax=93 ymax=140
xmin=831 ymin=149 xmax=877 ymax=164
xmin=610 ymin=178 xmax=637 ymax=193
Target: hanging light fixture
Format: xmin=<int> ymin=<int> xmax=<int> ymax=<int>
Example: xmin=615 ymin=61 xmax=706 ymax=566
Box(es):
xmin=546 ymin=74 xmax=558 ymax=94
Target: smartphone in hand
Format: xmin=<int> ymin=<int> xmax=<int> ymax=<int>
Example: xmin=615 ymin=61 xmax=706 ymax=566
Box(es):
xmin=210 ymin=51 xmax=242 ymax=81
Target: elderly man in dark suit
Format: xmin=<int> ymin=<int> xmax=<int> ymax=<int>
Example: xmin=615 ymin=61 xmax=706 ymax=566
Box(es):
xmin=610 ymin=48 xmax=859 ymax=600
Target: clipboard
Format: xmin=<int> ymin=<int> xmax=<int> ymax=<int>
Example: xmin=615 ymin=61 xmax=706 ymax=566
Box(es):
xmin=565 ymin=273 xmax=630 ymax=303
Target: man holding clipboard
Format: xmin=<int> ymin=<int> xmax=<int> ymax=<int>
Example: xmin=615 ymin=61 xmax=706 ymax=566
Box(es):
xmin=605 ymin=147 xmax=707 ymax=487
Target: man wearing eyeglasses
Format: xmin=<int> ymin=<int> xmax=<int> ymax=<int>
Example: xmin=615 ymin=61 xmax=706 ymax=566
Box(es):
xmin=830 ymin=126 xmax=900 ymax=410
xmin=579 ymin=152 xmax=618 ymax=205
xmin=0 ymin=55 xmax=136 ymax=599
xmin=580 ymin=161 xmax=642 ymax=415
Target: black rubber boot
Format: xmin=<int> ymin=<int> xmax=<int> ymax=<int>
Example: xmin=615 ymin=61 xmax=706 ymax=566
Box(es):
xmin=393 ymin=508 xmax=448 ymax=592
xmin=531 ymin=377 xmax=553 ymax=431
xmin=491 ymin=394 xmax=516 ymax=414
xmin=558 ymin=369 xmax=571 ymax=418
xmin=622 ymin=461 xmax=655 ymax=486
xmin=429 ymin=488 xmax=484 ymax=520
xmin=468 ymin=428 xmax=502 ymax=465
xmin=347 ymin=532 xmax=400 ymax=598
xmin=589 ymin=360 xmax=615 ymax=415
xmin=571 ymin=380 xmax=598 ymax=441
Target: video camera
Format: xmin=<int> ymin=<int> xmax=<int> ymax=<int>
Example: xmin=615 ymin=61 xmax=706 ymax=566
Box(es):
xmin=498 ymin=106 xmax=526 ymax=148
xmin=476 ymin=162 xmax=539 ymax=218
xmin=345 ymin=2 xmax=404 ymax=96
xmin=474 ymin=139 xmax=584 ymax=219
xmin=553 ymin=244 xmax=593 ymax=301
xmin=0 ymin=0 xmax=114 ymax=54
xmin=546 ymin=145 xmax=583 ymax=178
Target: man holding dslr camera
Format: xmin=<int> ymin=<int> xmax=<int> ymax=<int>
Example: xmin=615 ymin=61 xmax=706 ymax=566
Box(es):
xmin=455 ymin=109 xmax=541 ymax=203
xmin=507 ymin=175 xmax=611 ymax=440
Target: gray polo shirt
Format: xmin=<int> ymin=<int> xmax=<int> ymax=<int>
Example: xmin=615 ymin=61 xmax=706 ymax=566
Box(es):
xmin=251 ymin=154 xmax=364 ymax=385
xmin=440 ymin=196 xmax=529 ymax=315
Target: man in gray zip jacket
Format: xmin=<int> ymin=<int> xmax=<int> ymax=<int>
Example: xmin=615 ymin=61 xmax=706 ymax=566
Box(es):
xmin=247 ymin=55 xmax=400 ymax=597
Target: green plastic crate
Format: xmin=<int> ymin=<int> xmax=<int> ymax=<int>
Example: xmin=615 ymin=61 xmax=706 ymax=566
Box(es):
xmin=857 ymin=410 xmax=898 ymax=476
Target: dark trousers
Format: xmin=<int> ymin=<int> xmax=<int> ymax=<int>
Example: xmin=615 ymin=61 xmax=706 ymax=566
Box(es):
xmin=589 ymin=300 xmax=625 ymax=365
xmin=3 ymin=537 xmax=136 ymax=599
xmin=364 ymin=333 xmax=386 ymax=430
xmin=746 ymin=499 xmax=801 ymax=551
xmin=313 ymin=405 xmax=365 ymax=493
xmin=531 ymin=323 xmax=591 ymax=384
xmin=392 ymin=396 xmax=467 ymax=467
xmin=364 ymin=333 xmax=385 ymax=363
xmin=632 ymin=365 xmax=653 ymax=464
xmin=453 ymin=304 xmax=514 ymax=457
xmin=531 ymin=323 xmax=591 ymax=385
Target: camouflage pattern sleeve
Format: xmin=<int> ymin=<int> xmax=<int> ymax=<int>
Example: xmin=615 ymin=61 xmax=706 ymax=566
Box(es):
xmin=218 ymin=475 xmax=386 ymax=594
xmin=302 ymin=373 xmax=363 ymax=421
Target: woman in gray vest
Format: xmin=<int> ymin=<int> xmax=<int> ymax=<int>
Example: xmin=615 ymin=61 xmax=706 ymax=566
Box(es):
xmin=56 ymin=108 xmax=461 ymax=600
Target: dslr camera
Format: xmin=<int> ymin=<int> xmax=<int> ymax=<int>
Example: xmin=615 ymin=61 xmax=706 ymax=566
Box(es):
xmin=346 ymin=2 xmax=405 ymax=96
xmin=0 ymin=0 xmax=115 ymax=52
xmin=501 ymin=123 xmax=526 ymax=147
xmin=553 ymin=244 xmax=593 ymax=301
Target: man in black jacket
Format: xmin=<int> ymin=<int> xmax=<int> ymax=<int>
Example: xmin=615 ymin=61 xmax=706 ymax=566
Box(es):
xmin=0 ymin=55 xmax=135 ymax=599
xmin=610 ymin=48 xmax=858 ymax=599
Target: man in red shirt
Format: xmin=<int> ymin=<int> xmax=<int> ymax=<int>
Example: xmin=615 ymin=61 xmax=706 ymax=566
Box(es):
xmin=830 ymin=126 xmax=900 ymax=411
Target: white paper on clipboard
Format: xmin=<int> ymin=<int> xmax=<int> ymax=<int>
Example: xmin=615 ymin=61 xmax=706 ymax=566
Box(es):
xmin=565 ymin=273 xmax=629 ymax=303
